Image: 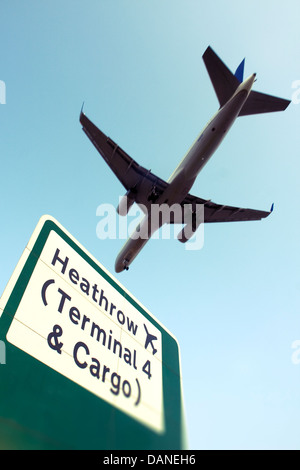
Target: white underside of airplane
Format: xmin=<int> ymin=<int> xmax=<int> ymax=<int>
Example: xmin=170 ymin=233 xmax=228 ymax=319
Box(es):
xmin=80 ymin=46 xmax=290 ymax=272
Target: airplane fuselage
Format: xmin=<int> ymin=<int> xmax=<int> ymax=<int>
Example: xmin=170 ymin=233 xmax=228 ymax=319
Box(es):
xmin=115 ymin=74 xmax=256 ymax=272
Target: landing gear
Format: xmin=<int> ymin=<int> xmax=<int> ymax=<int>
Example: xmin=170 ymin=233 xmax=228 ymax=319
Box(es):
xmin=147 ymin=185 xmax=159 ymax=203
xmin=123 ymin=259 xmax=129 ymax=271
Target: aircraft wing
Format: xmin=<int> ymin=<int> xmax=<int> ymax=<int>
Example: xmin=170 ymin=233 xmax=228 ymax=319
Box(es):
xmin=80 ymin=111 xmax=272 ymax=223
xmin=80 ymin=111 xmax=168 ymax=210
xmin=170 ymin=192 xmax=272 ymax=224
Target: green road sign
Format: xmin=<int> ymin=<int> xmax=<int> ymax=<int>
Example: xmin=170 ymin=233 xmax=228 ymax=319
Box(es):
xmin=0 ymin=216 xmax=186 ymax=449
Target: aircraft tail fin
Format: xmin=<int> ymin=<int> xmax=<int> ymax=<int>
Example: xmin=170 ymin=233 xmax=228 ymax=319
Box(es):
xmin=202 ymin=46 xmax=240 ymax=108
xmin=203 ymin=46 xmax=291 ymax=115
xmin=235 ymin=58 xmax=245 ymax=83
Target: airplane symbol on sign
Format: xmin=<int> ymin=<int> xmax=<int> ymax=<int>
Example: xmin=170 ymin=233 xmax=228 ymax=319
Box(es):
xmin=143 ymin=324 xmax=158 ymax=355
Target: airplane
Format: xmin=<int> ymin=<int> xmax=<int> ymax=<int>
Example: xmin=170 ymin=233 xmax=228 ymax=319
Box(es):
xmin=143 ymin=324 xmax=158 ymax=355
xmin=80 ymin=46 xmax=290 ymax=273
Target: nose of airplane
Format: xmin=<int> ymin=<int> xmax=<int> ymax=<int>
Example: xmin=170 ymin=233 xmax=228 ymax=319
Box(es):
xmin=115 ymin=257 xmax=126 ymax=273
xmin=115 ymin=261 xmax=124 ymax=273
xmin=115 ymin=254 xmax=130 ymax=273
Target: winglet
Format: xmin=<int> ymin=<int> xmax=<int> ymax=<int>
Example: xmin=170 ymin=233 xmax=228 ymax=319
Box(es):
xmin=270 ymin=203 xmax=274 ymax=213
xmin=80 ymin=101 xmax=85 ymax=116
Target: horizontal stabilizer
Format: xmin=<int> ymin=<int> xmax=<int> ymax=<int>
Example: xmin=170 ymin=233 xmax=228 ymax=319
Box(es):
xmin=202 ymin=46 xmax=240 ymax=108
xmin=239 ymin=90 xmax=291 ymax=116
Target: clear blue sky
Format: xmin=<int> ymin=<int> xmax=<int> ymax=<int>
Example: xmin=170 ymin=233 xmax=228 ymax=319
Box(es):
xmin=1 ymin=0 xmax=300 ymax=450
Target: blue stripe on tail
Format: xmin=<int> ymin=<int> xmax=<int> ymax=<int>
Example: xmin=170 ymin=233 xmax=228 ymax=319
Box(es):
xmin=235 ymin=58 xmax=245 ymax=83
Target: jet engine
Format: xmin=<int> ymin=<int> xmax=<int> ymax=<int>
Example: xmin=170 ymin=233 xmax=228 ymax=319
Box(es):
xmin=116 ymin=190 xmax=135 ymax=216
